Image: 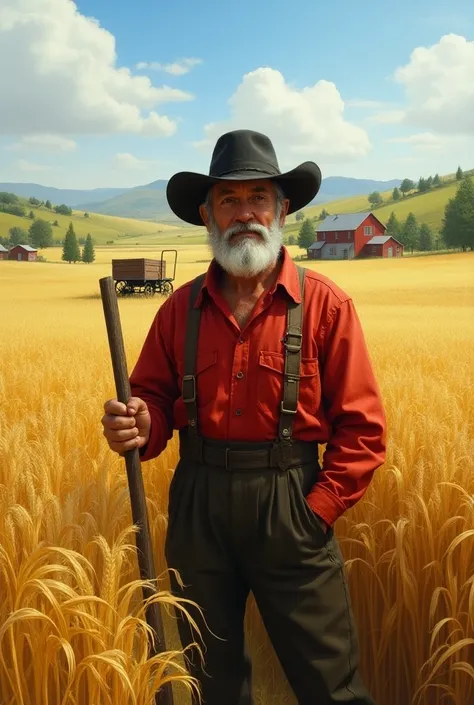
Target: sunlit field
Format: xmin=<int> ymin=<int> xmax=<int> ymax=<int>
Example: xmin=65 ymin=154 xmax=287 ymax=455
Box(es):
xmin=0 ymin=247 xmax=473 ymax=704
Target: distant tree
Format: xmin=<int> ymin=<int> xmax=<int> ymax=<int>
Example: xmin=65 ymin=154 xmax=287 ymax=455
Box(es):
xmin=417 ymin=177 xmax=430 ymax=193
xmin=400 ymin=178 xmax=415 ymax=197
xmin=62 ymin=222 xmax=81 ymax=263
xmin=28 ymin=196 xmax=41 ymax=206
xmin=386 ymin=211 xmax=402 ymax=239
xmin=287 ymin=234 xmax=296 ymax=245
xmin=55 ymin=204 xmax=73 ymax=216
xmin=8 ymin=226 xmax=29 ymax=246
xmin=82 ymin=233 xmax=95 ymax=263
xmin=298 ymin=218 xmax=316 ymax=250
xmin=441 ymin=176 xmax=474 ymax=251
xmin=0 ymin=203 xmax=26 ymax=217
xmin=45 ymin=199 xmax=52 ymax=209
xmin=29 ymin=210 xmax=35 ymax=219
xmin=400 ymin=212 xmax=420 ymax=251
xmin=29 ymin=218 xmax=54 ymax=249
xmin=426 ymin=175 xmax=433 ymax=190
xmin=0 ymin=192 xmax=19 ymax=205
xmin=433 ymin=173 xmax=441 ymax=187
xmin=53 ymin=220 xmax=59 ymax=227
xmin=419 ymin=223 xmax=434 ymax=251
xmin=319 ymin=208 xmax=329 ymax=221
xmin=392 ymin=187 xmax=401 ymax=201
xmin=368 ymin=191 xmax=383 ymax=207
xmin=295 ymin=210 xmax=304 ymax=222
xmin=456 ymin=166 xmax=463 ymax=181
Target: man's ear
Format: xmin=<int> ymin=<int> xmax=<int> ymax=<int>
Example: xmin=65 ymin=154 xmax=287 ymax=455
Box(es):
xmin=199 ymin=203 xmax=210 ymax=228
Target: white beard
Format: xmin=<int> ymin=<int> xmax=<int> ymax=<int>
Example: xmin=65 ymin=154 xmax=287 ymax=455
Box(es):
xmin=206 ymin=215 xmax=283 ymax=278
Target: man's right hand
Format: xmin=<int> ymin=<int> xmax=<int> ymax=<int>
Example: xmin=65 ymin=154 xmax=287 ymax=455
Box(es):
xmin=101 ymin=396 xmax=151 ymax=455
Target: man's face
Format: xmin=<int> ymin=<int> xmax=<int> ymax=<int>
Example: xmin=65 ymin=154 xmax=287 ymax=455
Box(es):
xmin=199 ymin=179 xmax=289 ymax=278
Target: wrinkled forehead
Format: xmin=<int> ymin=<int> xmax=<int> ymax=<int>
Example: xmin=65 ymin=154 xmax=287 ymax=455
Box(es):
xmin=210 ymin=179 xmax=277 ymax=199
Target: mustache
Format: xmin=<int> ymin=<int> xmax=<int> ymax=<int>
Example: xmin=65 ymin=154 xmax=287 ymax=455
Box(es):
xmin=222 ymin=221 xmax=270 ymax=242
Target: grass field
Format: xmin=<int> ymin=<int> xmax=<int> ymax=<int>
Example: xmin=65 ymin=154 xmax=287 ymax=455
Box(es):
xmin=0 ymin=247 xmax=473 ymax=704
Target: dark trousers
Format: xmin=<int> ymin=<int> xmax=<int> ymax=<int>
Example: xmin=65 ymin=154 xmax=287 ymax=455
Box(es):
xmin=164 ymin=450 xmax=375 ymax=705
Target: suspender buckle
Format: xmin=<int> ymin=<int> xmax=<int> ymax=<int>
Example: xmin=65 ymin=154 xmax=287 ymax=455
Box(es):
xmin=283 ymin=331 xmax=302 ymax=353
xmin=280 ymin=400 xmax=297 ymax=415
xmin=182 ymin=374 xmax=196 ymax=403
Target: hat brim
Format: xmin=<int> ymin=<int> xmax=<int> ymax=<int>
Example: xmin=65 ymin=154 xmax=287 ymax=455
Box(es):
xmin=166 ymin=161 xmax=322 ymax=226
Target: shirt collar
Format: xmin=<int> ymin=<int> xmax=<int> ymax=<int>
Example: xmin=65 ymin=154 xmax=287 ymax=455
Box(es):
xmin=193 ymin=245 xmax=302 ymax=308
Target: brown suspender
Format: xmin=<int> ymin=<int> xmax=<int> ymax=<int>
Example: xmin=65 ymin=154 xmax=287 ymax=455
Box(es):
xmin=181 ymin=266 xmax=306 ymax=470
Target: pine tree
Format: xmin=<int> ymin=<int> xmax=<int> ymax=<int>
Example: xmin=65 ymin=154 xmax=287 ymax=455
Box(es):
xmin=298 ymin=218 xmax=316 ymax=250
xmin=62 ymin=222 xmax=81 ymax=263
xmin=386 ymin=211 xmax=401 ymax=239
xmin=456 ymin=166 xmax=463 ymax=181
xmin=419 ymin=223 xmax=433 ymax=251
xmin=82 ymin=233 xmax=95 ymax=263
xmin=433 ymin=173 xmax=441 ymax=187
xmin=392 ymin=187 xmax=400 ymax=201
xmin=401 ymin=212 xmax=420 ymax=250
xmin=441 ymin=177 xmax=474 ymax=251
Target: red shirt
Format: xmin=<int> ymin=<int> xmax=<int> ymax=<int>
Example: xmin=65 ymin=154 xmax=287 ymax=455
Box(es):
xmin=129 ymin=246 xmax=387 ymax=527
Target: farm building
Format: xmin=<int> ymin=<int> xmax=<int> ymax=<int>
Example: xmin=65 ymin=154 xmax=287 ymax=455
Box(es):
xmin=8 ymin=244 xmax=38 ymax=262
xmin=0 ymin=244 xmax=8 ymax=260
xmin=307 ymin=212 xmax=404 ymax=260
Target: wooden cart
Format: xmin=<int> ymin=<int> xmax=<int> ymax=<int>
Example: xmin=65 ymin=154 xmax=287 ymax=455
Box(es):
xmin=112 ymin=250 xmax=177 ymax=297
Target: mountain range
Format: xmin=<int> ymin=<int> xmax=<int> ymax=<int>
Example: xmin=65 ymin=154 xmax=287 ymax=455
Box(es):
xmin=0 ymin=176 xmax=402 ymax=224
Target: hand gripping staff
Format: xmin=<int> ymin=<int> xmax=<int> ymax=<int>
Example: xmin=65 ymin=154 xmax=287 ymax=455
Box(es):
xmin=99 ymin=276 xmax=174 ymax=705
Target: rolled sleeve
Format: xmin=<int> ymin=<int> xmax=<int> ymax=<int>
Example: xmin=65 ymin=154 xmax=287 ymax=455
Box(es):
xmin=306 ymin=298 xmax=387 ymax=526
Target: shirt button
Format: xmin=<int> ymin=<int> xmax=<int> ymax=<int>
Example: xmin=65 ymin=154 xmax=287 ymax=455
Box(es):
xmin=238 ymin=338 xmax=244 ymax=344
xmin=236 ymin=371 xmax=244 ymax=379
xmin=236 ymin=408 xmax=242 ymax=416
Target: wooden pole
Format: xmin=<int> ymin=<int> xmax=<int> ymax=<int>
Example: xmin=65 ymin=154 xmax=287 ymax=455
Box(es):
xmin=99 ymin=276 xmax=174 ymax=705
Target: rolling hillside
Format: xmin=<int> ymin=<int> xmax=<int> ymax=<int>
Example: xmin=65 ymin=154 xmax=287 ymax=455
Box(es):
xmin=284 ymin=172 xmax=474 ymax=238
xmin=0 ymin=200 xmax=187 ymax=246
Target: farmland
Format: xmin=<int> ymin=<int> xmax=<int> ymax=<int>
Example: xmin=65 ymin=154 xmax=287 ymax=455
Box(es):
xmin=0 ymin=245 xmax=473 ymax=704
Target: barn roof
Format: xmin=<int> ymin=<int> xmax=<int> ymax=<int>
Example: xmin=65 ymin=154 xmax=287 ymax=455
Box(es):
xmin=0 ymin=244 xmax=8 ymax=251
xmin=366 ymin=235 xmax=403 ymax=245
xmin=308 ymin=241 xmax=326 ymax=250
xmin=13 ymin=244 xmax=37 ymax=251
xmin=316 ymin=212 xmax=372 ymax=232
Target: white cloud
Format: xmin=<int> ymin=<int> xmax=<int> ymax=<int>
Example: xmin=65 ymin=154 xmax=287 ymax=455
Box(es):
xmin=136 ymin=58 xmax=202 ymax=76
xmin=17 ymin=159 xmax=52 ymax=172
xmin=368 ymin=110 xmax=405 ymax=124
xmin=346 ymin=99 xmax=393 ymax=109
xmin=0 ymin=0 xmax=194 ymax=137
xmin=6 ymin=134 xmax=77 ymax=153
xmin=393 ymin=33 xmax=474 ymax=135
xmin=193 ymin=68 xmax=371 ymax=167
xmin=386 ymin=132 xmax=444 ymax=149
xmin=113 ymin=152 xmax=156 ymax=170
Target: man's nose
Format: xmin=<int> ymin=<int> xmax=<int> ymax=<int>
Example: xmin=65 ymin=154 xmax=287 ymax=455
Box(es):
xmin=234 ymin=201 xmax=254 ymax=222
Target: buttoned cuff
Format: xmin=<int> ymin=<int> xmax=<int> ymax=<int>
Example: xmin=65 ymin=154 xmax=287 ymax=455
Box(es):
xmin=305 ymin=484 xmax=347 ymax=527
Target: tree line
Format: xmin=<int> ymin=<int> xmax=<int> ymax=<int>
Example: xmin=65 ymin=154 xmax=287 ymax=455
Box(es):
xmin=0 ymin=191 xmax=80 ymax=218
xmin=0 ymin=218 xmax=96 ymax=263
xmin=367 ymin=165 xmax=467 ymax=208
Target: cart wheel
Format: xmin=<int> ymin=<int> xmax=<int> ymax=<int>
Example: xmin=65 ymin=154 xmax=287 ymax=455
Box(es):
xmin=115 ymin=281 xmax=128 ymax=296
xmin=143 ymin=283 xmax=155 ymax=297
xmin=162 ymin=281 xmax=173 ymax=296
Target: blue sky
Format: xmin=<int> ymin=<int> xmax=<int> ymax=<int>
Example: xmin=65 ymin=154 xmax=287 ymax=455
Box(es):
xmin=1 ymin=0 xmax=473 ymax=189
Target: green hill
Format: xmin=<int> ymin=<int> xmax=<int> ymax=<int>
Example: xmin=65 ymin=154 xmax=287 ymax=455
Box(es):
xmin=284 ymin=170 xmax=474 ymax=239
xmin=0 ymin=199 xmax=189 ymax=246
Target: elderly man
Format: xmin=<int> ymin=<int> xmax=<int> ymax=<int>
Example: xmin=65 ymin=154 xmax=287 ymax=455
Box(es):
xmin=101 ymin=129 xmax=386 ymax=705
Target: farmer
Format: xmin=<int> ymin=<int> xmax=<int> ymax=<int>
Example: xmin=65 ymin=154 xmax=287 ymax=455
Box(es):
xmin=101 ymin=129 xmax=386 ymax=705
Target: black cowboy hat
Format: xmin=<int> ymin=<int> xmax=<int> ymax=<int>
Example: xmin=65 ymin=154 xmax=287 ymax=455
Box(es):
xmin=166 ymin=129 xmax=322 ymax=226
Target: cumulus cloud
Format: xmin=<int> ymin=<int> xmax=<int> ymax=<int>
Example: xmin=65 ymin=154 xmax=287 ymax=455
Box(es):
xmin=6 ymin=134 xmax=77 ymax=153
xmin=0 ymin=0 xmax=194 ymax=137
xmin=386 ymin=132 xmax=443 ymax=148
xmin=136 ymin=58 xmax=202 ymax=75
xmin=193 ymin=68 xmax=371 ymax=167
xmin=393 ymin=34 xmax=474 ymax=134
xmin=113 ymin=153 xmax=156 ymax=170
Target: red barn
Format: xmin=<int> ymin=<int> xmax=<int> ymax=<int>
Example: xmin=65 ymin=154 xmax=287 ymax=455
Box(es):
xmin=307 ymin=212 xmax=404 ymax=260
xmin=8 ymin=244 xmax=38 ymax=261
xmin=0 ymin=244 xmax=8 ymax=260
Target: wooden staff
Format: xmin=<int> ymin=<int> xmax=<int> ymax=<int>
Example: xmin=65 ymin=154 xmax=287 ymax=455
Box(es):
xmin=99 ymin=276 xmax=174 ymax=705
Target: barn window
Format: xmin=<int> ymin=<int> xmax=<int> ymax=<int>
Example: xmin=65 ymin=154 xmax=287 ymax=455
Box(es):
xmin=335 ymin=233 xmax=339 ymax=240
xmin=364 ymin=226 xmax=373 ymax=235
xmin=347 ymin=232 xmax=352 ymax=239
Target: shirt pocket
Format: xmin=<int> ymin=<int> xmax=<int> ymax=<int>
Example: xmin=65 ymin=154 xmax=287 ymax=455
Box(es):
xmin=177 ymin=349 xmax=218 ymax=409
xmin=256 ymin=350 xmax=321 ymax=419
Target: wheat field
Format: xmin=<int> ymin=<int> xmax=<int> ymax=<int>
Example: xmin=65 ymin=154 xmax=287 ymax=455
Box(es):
xmin=0 ymin=247 xmax=473 ymax=705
